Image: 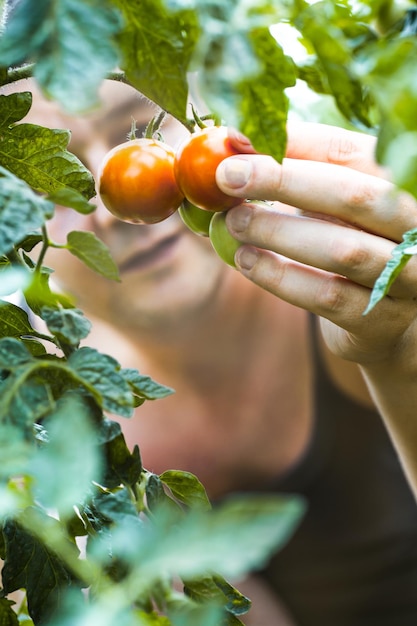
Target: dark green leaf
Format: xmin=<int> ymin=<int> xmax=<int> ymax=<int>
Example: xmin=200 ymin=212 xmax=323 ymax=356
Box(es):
xmin=0 ymin=337 xmax=34 ymax=368
xmin=68 ymin=347 xmax=135 ymax=416
xmin=66 ymin=231 xmax=120 ymax=281
xmin=0 ymin=0 xmax=122 ymax=114
xmin=0 ymin=105 xmax=95 ymax=198
xmin=41 ymin=306 xmax=92 ymax=347
xmin=2 ymin=516 xmax=83 ymax=625
xmin=0 ymin=598 xmax=19 ymax=626
xmin=0 ymin=167 xmax=54 ymax=256
xmin=121 ymin=368 xmax=175 ymax=400
xmin=105 ymin=428 xmax=143 ymax=488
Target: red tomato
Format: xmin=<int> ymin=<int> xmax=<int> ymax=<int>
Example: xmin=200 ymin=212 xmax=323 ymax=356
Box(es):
xmin=98 ymin=138 xmax=184 ymax=225
xmin=174 ymin=126 xmax=243 ymax=212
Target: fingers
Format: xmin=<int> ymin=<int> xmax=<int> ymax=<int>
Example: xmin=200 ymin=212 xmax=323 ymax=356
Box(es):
xmin=216 ymin=155 xmax=417 ymax=242
xmin=226 ymin=203 xmax=417 ymax=299
xmin=231 ymin=242 xmax=416 ymax=353
xmin=285 ymin=121 xmax=385 ymax=178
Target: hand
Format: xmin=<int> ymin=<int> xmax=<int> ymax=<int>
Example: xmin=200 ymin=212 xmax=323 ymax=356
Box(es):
xmin=216 ymin=122 xmax=417 ymax=367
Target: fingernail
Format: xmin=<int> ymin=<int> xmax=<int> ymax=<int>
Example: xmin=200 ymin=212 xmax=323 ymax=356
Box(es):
xmin=236 ymin=247 xmax=259 ymax=271
xmin=217 ymin=158 xmax=252 ymax=189
xmin=227 ymin=205 xmax=252 ymax=233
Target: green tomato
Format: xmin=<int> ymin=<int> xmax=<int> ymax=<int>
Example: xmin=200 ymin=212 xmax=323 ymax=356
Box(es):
xmin=209 ymin=211 xmax=241 ymax=267
xmin=179 ymin=199 xmax=215 ymax=237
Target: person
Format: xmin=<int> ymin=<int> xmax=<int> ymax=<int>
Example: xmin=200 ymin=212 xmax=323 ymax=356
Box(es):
xmin=15 ymin=78 xmax=417 ymax=626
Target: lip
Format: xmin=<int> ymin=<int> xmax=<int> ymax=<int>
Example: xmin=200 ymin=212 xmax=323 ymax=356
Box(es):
xmin=118 ymin=232 xmax=183 ymax=274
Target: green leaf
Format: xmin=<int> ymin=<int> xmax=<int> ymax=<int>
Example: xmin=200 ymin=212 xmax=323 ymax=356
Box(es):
xmin=0 ymin=167 xmax=54 ymax=256
xmin=0 ymin=0 xmax=122 ymax=114
xmin=41 ymin=306 xmax=92 ymax=347
xmin=121 ymin=368 xmax=175 ymax=400
xmin=0 ymin=598 xmax=19 ymax=626
xmin=364 ymin=228 xmax=417 ymax=314
xmin=47 ymin=187 xmax=96 ymax=214
xmin=31 ymin=393 xmax=102 ymax=514
xmin=184 ymin=575 xmax=251 ymax=617
xmin=293 ymin=1 xmax=373 ymax=127
xmin=237 ymin=27 xmax=295 ymax=161
xmin=0 ymin=266 xmax=31 ymax=296
xmin=113 ymin=0 xmax=199 ymax=124
xmin=104 ymin=427 xmax=143 ymax=488
xmin=0 ymin=94 xmax=95 ymax=199
xmin=0 ymin=337 xmax=34 ymax=368
xmin=159 ymin=470 xmax=211 ymax=511
xmin=0 ymin=302 xmax=37 ymax=340
xmin=68 ymin=347 xmax=135 ymax=417
xmin=0 ymin=369 xmax=55 ymax=432
xmin=66 ymin=231 xmax=120 ymax=281
xmin=2 ymin=515 xmax=83 ymax=625
xmin=119 ymin=494 xmax=305 ymax=584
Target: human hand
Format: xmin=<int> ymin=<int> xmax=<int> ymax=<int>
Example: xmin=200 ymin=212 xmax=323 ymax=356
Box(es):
xmin=216 ymin=122 xmax=417 ymax=367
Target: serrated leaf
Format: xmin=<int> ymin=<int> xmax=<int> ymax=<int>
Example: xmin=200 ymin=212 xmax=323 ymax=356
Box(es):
xmin=121 ymin=368 xmax=175 ymax=400
xmin=0 ymin=337 xmax=34 ymax=368
xmin=0 ymin=100 xmax=95 ymax=198
xmin=0 ymin=167 xmax=54 ymax=256
xmin=68 ymin=347 xmax=135 ymax=417
xmin=66 ymin=230 xmax=120 ymax=281
xmin=113 ymin=0 xmax=198 ymax=124
xmin=2 ymin=515 xmax=83 ymax=625
xmin=0 ymin=0 xmax=122 ymax=114
xmin=237 ymin=27 xmax=295 ymax=161
xmin=41 ymin=306 xmax=92 ymax=347
xmin=159 ymin=470 xmax=211 ymax=511
xmin=0 ymin=369 xmax=55 ymax=432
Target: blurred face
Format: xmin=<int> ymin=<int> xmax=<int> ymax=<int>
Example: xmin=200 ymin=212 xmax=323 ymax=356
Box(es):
xmin=23 ymin=81 xmax=227 ymax=333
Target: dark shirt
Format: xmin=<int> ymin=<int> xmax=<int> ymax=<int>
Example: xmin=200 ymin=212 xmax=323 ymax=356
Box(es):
xmin=259 ymin=318 xmax=417 ymax=625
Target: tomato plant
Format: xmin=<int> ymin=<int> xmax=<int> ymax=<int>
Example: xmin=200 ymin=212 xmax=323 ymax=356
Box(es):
xmin=209 ymin=210 xmax=241 ymax=267
xmin=174 ymin=125 xmax=243 ymax=212
xmin=98 ymin=138 xmax=184 ymax=224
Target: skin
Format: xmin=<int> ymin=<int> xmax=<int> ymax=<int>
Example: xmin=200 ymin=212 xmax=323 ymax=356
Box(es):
xmin=14 ymin=79 xmax=417 ymax=624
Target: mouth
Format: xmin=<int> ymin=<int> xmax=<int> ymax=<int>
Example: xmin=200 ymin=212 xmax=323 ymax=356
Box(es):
xmin=118 ymin=233 xmax=182 ymax=274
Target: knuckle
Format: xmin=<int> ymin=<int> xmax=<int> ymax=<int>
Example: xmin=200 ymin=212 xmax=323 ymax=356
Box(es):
xmin=326 ymin=131 xmax=362 ymax=166
xmin=319 ymin=275 xmax=348 ymax=313
xmin=329 ymin=235 xmax=369 ymax=274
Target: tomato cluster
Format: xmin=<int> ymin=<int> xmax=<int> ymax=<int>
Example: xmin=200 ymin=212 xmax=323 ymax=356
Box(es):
xmin=98 ymin=124 xmax=246 ymax=265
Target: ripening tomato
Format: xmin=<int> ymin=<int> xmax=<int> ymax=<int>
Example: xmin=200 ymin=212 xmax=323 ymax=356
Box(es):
xmin=178 ymin=198 xmax=215 ymax=237
xmin=174 ymin=126 xmax=243 ymax=213
xmin=209 ymin=211 xmax=241 ymax=267
xmin=98 ymin=138 xmax=184 ymax=225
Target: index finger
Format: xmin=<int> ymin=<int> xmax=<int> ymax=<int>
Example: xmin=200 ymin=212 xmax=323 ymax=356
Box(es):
xmin=286 ymin=121 xmax=386 ymax=179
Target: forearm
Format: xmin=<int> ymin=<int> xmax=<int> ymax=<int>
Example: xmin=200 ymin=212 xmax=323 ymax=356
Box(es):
xmin=361 ymin=351 xmax=417 ymax=499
